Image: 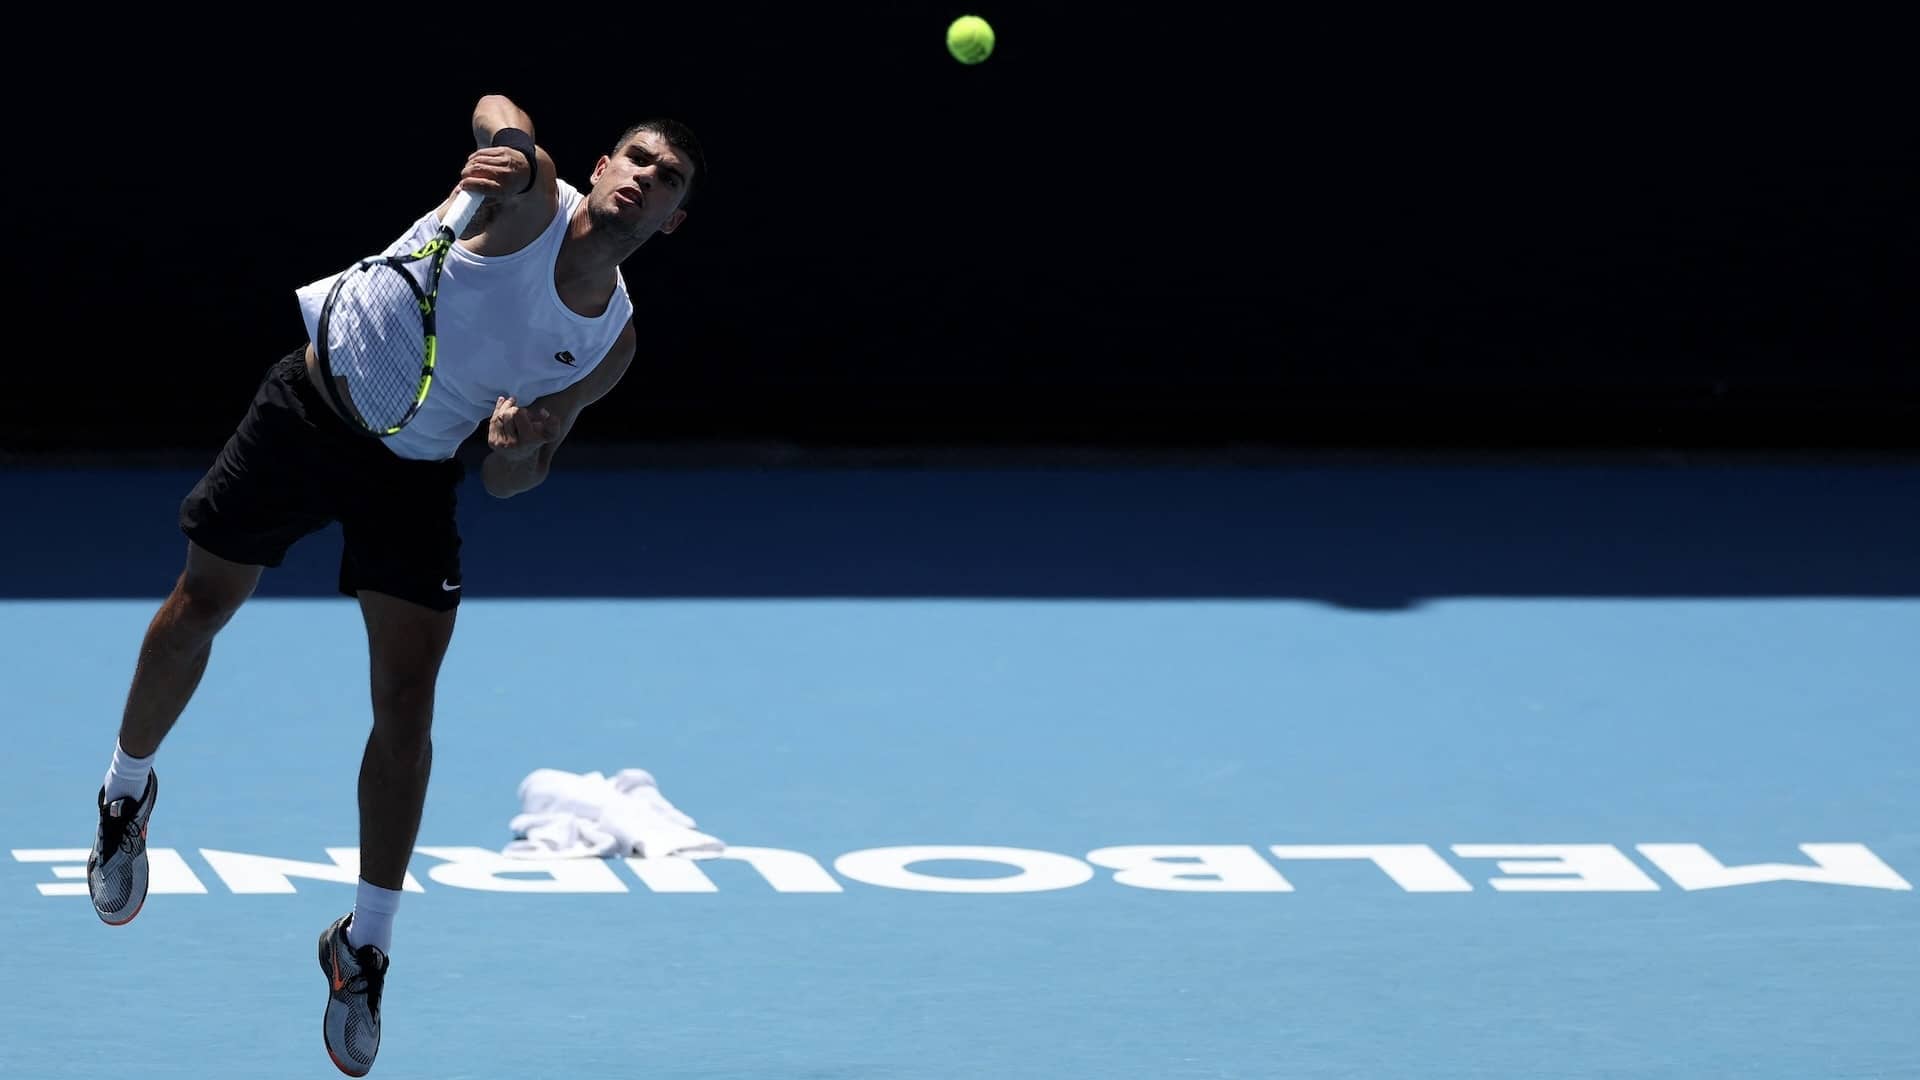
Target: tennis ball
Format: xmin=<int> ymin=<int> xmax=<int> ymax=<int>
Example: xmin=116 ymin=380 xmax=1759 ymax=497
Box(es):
xmin=947 ymin=15 xmax=995 ymax=65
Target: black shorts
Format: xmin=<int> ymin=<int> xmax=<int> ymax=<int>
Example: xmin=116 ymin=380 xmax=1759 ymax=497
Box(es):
xmin=179 ymin=347 xmax=466 ymax=612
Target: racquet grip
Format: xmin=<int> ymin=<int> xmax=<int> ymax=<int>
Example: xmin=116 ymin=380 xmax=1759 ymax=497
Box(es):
xmin=445 ymin=188 xmax=484 ymax=234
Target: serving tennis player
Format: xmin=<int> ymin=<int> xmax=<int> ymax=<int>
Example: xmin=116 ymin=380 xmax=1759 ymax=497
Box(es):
xmin=84 ymin=93 xmax=704 ymax=1076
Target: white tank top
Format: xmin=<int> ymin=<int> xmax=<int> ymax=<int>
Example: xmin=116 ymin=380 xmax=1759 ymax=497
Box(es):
xmin=294 ymin=178 xmax=634 ymax=461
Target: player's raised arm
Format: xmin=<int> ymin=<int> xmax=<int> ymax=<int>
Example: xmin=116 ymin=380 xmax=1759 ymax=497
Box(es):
xmin=444 ymin=95 xmax=558 ymax=241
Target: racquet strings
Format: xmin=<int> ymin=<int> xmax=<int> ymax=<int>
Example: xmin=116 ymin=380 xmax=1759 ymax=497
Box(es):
xmin=324 ymin=257 xmax=435 ymax=430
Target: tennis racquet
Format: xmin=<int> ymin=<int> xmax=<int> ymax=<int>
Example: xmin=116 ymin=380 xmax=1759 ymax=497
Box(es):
xmin=313 ymin=188 xmax=484 ymax=437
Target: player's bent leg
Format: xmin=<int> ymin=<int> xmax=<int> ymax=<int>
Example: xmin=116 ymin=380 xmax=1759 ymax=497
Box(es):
xmin=320 ymin=588 xmax=456 ymax=1076
xmin=119 ymin=541 xmax=263 ymax=757
xmin=97 ymin=346 xmax=338 ymax=929
xmin=90 ymin=540 xmax=263 ymax=928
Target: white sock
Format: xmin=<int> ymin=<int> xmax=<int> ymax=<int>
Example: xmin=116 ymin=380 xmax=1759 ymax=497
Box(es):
xmin=345 ymin=879 xmax=402 ymax=956
xmin=103 ymin=741 xmax=155 ymax=805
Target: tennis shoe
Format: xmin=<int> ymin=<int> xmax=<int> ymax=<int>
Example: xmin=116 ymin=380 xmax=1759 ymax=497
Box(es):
xmin=88 ymin=771 xmax=157 ymax=926
xmin=319 ymin=912 xmax=388 ymax=1076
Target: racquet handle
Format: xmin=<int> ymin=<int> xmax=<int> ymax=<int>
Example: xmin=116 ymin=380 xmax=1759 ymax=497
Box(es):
xmin=445 ymin=188 xmax=484 ymax=234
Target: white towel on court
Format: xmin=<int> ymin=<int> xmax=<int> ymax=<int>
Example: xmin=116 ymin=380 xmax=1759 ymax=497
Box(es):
xmin=503 ymin=768 xmax=726 ymax=860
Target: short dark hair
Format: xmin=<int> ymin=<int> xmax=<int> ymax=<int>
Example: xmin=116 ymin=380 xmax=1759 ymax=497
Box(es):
xmin=616 ymin=118 xmax=707 ymax=208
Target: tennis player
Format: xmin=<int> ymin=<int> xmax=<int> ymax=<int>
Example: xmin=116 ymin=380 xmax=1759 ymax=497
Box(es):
xmin=84 ymin=93 xmax=704 ymax=1076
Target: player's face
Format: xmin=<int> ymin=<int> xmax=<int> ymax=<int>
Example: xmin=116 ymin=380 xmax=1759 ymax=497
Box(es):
xmin=589 ymin=130 xmax=691 ymax=241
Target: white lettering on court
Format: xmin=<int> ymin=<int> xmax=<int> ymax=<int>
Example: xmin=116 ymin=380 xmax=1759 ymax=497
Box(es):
xmin=13 ymin=848 xmax=208 ymax=896
xmin=626 ymin=847 xmax=845 ymax=893
xmin=1451 ymin=844 xmax=1662 ymax=891
xmin=1636 ymin=843 xmax=1914 ymax=891
xmin=1267 ymin=844 xmax=1476 ymax=892
xmin=12 ymin=841 xmax=1911 ymax=897
xmin=834 ymin=846 xmax=1094 ymax=893
xmin=413 ymin=846 xmax=627 ymax=893
xmin=1086 ymin=845 xmax=1294 ymax=891
xmin=200 ymin=847 xmax=424 ymax=894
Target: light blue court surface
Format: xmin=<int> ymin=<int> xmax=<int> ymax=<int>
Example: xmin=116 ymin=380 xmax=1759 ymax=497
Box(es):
xmin=3 ymin=462 xmax=1917 ymax=1078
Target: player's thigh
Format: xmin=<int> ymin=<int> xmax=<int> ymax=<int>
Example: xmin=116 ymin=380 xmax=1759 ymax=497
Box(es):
xmin=356 ymin=588 xmax=457 ymax=709
xmin=348 ymin=486 xmax=461 ymax=731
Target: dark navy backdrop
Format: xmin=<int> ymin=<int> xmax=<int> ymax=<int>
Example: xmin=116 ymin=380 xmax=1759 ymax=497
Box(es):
xmin=10 ymin=7 xmax=1915 ymax=455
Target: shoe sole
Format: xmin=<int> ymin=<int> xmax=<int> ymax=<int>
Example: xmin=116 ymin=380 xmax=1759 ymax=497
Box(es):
xmin=325 ymin=1045 xmax=366 ymax=1079
xmin=98 ymin=892 xmax=146 ymax=927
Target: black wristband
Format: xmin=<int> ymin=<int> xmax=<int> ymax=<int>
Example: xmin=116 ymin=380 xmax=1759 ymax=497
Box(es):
xmin=490 ymin=127 xmax=538 ymax=194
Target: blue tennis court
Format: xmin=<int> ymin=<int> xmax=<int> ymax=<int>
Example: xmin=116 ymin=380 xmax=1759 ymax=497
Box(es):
xmin=5 ymin=460 xmax=1916 ymax=1078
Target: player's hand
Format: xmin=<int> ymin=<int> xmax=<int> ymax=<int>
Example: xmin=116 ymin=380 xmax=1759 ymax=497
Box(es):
xmin=489 ymin=396 xmax=554 ymax=460
xmin=458 ymin=146 xmax=534 ymax=198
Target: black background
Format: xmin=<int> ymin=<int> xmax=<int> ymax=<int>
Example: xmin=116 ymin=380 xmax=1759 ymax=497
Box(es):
xmin=10 ymin=7 xmax=1915 ymax=458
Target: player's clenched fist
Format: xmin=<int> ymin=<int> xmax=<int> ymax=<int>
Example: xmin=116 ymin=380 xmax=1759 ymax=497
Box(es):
xmin=458 ymin=146 xmax=533 ymax=198
xmin=489 ymin=396 xmax=553 ymax=459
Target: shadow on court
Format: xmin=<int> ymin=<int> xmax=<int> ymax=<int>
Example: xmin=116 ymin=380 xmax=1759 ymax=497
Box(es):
xmin=6 ymin=460 xmax=1918 ymax=607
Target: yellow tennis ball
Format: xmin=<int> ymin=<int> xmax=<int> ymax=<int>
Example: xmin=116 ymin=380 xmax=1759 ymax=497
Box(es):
xmin=947 ymin=15 xmax=995 ymax=65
